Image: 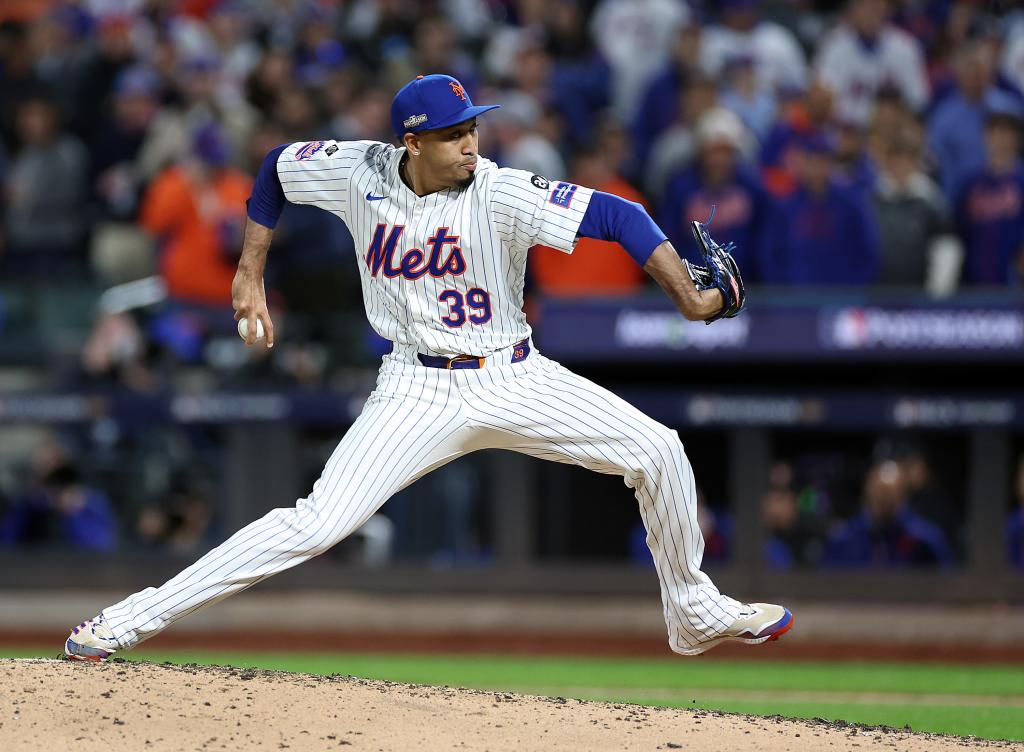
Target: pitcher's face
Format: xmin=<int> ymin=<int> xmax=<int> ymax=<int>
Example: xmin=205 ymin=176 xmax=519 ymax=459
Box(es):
xmin=410 ymin=119 xmax=480 ymax=189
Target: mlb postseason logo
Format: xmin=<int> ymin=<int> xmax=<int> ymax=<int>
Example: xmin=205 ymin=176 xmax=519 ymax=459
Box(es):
xmin=549 ymin=182 xmax=577 ymax=208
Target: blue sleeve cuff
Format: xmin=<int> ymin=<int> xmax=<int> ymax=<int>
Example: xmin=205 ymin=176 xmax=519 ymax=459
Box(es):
xmin=246 ymin=143 xmax=288 ymax=229
xmin=577 ymin=191 xmax=666 ymax=266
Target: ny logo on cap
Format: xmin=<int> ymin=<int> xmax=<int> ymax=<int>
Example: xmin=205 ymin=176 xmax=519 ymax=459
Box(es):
xmin=449 ymin=81 xmax=467 ymax=101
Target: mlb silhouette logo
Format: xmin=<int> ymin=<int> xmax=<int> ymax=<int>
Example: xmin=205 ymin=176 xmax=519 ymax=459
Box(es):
xmin=549 ymin=182 xmax=577 ymax=208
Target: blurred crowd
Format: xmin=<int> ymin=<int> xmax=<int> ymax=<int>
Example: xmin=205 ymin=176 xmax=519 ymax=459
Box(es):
xmin=756 ymin=441 xmax=959 ymax=569
xmin=6 ymin=420 xmax=1024 ymax=573
xmin=1 ymin=0 xmax=1024 ymax=565
xmin=0 ymin=0 xmax=1022 ymax=309
xmin=0 ymin=424 xmax=456 ymax=563
xmin=0 ymin=427 xmax=220 ymax=554
xmin=0 ymin=0 xmax=1022 ymax=392
xmin=630 ymin=442 xmax=1024 ymax=570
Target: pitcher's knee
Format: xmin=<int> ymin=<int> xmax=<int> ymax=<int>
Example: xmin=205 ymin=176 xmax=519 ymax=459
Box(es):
xmin=273 ymin=500 xmax=339 ymax=557
xmin=653 ymin=427 xmax=685 ymax=464
xmin=628 ymin=427 xmax=685 ymax=483
xmin=667 ymin=427 xmax=684 ymax=447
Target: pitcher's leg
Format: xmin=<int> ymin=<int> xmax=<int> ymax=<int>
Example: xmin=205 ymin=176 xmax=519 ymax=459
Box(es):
xmin=101 ymin=369 xmax=469 ymax=649
xmin=463 ymin=358 xmax=742 ymax=652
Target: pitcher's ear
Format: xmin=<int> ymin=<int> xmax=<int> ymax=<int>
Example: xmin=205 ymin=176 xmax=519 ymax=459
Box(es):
xmin=402 ymin=132 xmax=421 ymax=156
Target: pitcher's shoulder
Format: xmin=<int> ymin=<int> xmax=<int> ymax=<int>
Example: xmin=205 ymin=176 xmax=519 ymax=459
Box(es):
xmin=471 ymin=156 xmax=498 ymax=183
xmin=487 ymin=165 xmax=565 ymax=201
xmin=362 ymin=141 xmax=399 ymax=169
xmin=479 ymin=161 xmax=555 ymax=194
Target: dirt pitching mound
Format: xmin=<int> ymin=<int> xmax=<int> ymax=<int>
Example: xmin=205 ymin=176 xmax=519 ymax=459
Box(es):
xmin=1 ymin=659 xmax=1018 ymax=751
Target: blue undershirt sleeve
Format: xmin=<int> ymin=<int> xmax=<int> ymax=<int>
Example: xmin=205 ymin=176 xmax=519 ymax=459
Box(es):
xmin=576 ymin=190 xmax=667 ymax=266
xmin=245 ymin=143 xmax=288 ymax=229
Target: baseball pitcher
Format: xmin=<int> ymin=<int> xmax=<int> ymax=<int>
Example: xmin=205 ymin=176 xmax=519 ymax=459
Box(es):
xmin=66 ymin=75 xmax=792 ymax=661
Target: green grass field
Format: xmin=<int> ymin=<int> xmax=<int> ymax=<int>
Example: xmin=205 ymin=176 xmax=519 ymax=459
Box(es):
xmin=6 ymin=648 xmax=1022 ymax=741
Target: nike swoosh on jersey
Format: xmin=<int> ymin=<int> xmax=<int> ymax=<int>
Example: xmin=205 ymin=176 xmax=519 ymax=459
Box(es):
xmin=366 ymin=193 xmax=387 ymax=201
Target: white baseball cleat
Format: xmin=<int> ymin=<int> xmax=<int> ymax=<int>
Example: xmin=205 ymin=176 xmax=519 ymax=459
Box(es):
xmin=65 ymin=615 xmax=119 ymax=662
xmin=676 ymin=602 xmax=794 ymax=656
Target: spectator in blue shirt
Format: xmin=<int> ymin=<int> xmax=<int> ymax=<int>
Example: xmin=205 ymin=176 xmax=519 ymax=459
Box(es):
xmin=719 ymin=54 xmax=777 ymax=145
xmin=761 ymin=133 xmax=881 ymax=285
xmin=762 ymin=462 xmax=824 ymax=570
xmin=659 ymin=107 xmax=768 ymax=280
xmin=88 ymin=65 xmax=162 ymax=222
xmin=927 ymin=41 xmax=1014 ymax=200
xmin=760 ymin=80 xmax=835 ymax=198
xmin=823 ymin=460 xmax=952 ymax=568
xmin=0 ymin=459 xmax=118 ymax=552
xmin=833 ymin=119 xmax=877 ymax=196
xmin=630 ymin=24 xmax=704 ymax=177
xmin=954 ymin=106 xmax=1024 ymax=286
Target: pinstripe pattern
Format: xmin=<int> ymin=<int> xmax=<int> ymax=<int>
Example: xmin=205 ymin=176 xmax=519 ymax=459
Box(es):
xmin=96 ymin=140 xmax=742 ymax=656
xmin=101 ymin=354 xmax=740 ymax=654
xmin=457 ymin=356 xmax=741 ymax=648
xmin=277 ymin=140 xmax=591 ymax=357
xmin=103 ymin=360 xmax=469 ymax=643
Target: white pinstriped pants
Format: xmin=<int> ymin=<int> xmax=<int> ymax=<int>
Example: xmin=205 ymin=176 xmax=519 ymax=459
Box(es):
xmin=102 ymin=345 xmax=742 ymax=654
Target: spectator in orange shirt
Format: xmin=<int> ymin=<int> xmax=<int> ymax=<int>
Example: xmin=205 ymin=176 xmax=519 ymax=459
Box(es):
xmin=530 ymin=134 xmax=648 ymax=297
xmin=0 ymin=1 xmax=53 ymax=22
xmin=140 ymin=124 xmax=252 ymax=307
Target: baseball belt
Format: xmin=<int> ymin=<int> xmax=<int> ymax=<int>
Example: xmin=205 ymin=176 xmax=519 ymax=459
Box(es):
xmin=417 ymin=339 xmax=530 ymax=369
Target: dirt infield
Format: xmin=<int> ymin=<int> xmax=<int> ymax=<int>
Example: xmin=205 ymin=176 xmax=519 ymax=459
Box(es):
xmin=2 ymin=659 xmax=1020 ymax=752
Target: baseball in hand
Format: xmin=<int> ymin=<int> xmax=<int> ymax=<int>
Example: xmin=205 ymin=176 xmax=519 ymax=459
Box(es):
xmin=237 ymin=317 xmax=265 ymax=341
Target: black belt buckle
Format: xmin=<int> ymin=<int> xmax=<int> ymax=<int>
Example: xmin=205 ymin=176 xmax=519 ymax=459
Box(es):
xmin=446 ymin=354 xmax=484 ymax=369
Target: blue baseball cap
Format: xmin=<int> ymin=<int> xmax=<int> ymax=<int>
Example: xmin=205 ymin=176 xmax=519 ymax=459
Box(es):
xmin=390 ymin=74 xmax=499 ymax=138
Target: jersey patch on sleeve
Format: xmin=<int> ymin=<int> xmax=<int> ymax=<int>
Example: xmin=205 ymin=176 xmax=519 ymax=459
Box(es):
xmin=295 ymin=140 xmax=326 ymax=160
xmin=531 ymin=175 xmax=550 ymax=189
xmin=549 ymin=182 xmax=578 ymax=208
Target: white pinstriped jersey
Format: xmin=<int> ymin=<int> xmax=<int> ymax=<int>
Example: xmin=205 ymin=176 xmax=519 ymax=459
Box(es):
xmin=277 ymin=139 xmax=594 ymax=356
xmin=95 ymin=142 xmax=747 ymax=659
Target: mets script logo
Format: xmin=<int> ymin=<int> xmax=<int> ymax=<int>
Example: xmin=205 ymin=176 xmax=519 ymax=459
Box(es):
xmin=296 ymin=140 xmax=326 ymax=160
xmin=449 ymin=81 xmax=467 ymax=101
xmin=365 ymin=225 xmax=467 ymax=280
